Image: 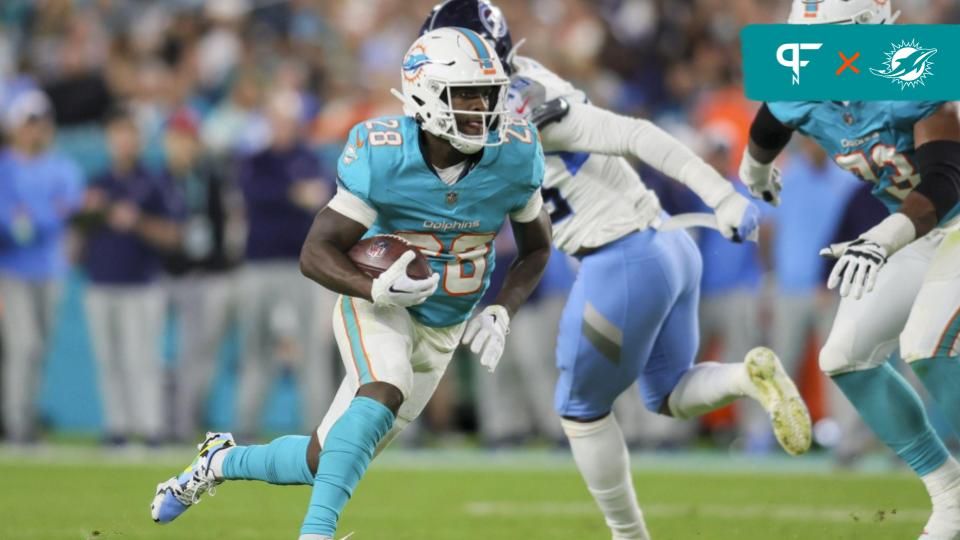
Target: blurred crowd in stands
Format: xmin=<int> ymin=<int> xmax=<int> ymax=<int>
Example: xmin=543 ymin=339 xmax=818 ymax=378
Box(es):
xmin=1 ymin=0 xmax=959 ymax=460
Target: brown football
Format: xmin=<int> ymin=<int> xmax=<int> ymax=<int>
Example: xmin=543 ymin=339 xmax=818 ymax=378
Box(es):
xmin=347 ymin=235 xmax=432 ymax=280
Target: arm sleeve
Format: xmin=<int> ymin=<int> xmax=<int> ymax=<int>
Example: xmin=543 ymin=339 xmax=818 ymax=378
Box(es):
xmin=913 ymin=140 xmax=960 ymax=224
xmin=327 ymin=186 xmax=378 ymax=228
xmin=538 ymin=101 xmax=734 ymax=207
xmin=750 ymin=103 xmax=794 ymax=152
xmin=510 ymin=190 xmax=543 ymax=223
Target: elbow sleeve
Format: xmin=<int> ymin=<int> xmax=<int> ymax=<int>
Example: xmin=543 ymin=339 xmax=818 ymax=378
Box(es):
xmin=750 ymin=104 xmax=793 ymax=152
xmin=914 ymin=140 xmax=960 ymax=223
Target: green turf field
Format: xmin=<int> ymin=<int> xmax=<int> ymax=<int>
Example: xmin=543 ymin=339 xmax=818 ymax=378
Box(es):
xmin=0 ymin=447 xmax=933 ymax=539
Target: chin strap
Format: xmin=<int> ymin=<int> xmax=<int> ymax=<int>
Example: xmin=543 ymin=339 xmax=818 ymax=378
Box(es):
xmin=448 ymin=135 xmax=484 ymax=155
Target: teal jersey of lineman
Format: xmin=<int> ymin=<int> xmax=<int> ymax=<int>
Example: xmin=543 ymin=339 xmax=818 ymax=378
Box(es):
xmin=336 ymin=115 xmax=544 ymax=327
xmin=767 ymin=100 xmax=959 ymax=223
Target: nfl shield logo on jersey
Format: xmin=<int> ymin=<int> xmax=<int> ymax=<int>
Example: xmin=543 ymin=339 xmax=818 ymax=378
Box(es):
xmin=446 ymin=191 xmax=459 ymax=205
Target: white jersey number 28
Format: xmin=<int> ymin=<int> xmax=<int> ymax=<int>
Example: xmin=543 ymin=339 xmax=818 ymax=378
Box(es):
xmin=393 ymin=232 xmax=496 ymax=296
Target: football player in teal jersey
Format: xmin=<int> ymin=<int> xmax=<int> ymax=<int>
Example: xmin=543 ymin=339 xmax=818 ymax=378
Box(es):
xmin=150 ymin=27 xmax=552 ymax=540
xmin=740 ymin=2 xmax=960 ymax=537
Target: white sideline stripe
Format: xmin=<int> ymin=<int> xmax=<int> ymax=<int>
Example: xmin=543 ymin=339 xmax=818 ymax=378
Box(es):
xmin=464 ymin=501 xmax=929 ymax=523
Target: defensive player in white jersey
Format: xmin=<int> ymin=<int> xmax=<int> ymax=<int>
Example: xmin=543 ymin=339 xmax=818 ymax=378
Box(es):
xmin=422 ymin=3 xmax=813 ymax=539
xmin=739 ymin=2 xmax=960 ymax=538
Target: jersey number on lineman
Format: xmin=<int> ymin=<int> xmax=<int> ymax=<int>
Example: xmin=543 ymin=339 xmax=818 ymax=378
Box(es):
xmin=834 ymin=143 xmax=921 ymax=200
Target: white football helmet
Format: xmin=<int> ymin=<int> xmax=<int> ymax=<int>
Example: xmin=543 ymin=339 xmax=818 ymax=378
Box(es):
xmin=788 ymin=0 xmax=900 ymax=25
xmin=392 ymin=27 xmax=510 ymax=154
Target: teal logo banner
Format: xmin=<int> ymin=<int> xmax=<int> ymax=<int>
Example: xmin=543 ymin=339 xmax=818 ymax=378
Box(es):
xmin=742 ymin=25 xmax=960 ymax=100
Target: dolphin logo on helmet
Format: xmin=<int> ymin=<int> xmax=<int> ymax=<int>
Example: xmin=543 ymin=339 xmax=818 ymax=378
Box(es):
xmin=391 ymin=27 xmax=511 ymax=155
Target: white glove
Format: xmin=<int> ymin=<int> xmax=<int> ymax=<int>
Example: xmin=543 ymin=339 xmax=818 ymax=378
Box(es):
xmin=370 ymin=251 xmax=439 ymax=308
xmin=713 ymin=191 xmax=761 ymax=243
xmin=819 ymin=213 xmax=916 ymax=300
xmin=462 ymin=305 xmax=510 ymax=373
xmin=820 ymin=239 xmax=887 ymax=300
xmin=738 ymin=148 xmax=782 ymax=206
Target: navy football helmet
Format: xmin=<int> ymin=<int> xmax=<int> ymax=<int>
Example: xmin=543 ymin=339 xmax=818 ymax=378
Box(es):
xmin=420 ymin=0 xmax=514 ymax=74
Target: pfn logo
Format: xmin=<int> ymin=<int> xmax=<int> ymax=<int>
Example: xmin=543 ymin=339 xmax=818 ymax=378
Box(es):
xmin=777 ymin=43 xmax=823 ymax=85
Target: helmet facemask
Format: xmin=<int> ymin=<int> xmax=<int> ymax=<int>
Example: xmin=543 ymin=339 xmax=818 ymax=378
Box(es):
xmin=429 ymin=80 xmax=508 ymax=154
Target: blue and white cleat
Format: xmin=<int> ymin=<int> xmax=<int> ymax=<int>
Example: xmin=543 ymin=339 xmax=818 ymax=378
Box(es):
xmin=743 ymin=347 xmax=812 ymax=456
xmin=151 ymin=432 xmax=235 ymax=524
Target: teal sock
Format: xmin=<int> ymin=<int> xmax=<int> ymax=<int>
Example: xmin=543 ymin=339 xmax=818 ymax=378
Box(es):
xmin=832 ymin=362 xmax=948 ymax=476
xmin=913 ymin=355 xmax=960 ymax=438
xmin=300 ymin=397 xmax=395 ymax=537
xmin=222 ymin=435 xmax=314 ymax=485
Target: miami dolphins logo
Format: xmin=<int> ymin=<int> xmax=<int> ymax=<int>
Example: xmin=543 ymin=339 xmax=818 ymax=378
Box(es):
xmin=870 ymin=39 xmax=937 ymax=90
xmin=403 ymin=45 xmax=432 ymax=82
xmin=402 ymin=44 xmax=455 ymax=82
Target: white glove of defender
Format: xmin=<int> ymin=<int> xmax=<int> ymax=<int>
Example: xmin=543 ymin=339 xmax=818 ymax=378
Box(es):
xmin=462 ymin=305 xmax=510 ymax=373
xmin=370 ymin=251 xmax=439 ymax=308
xmin=819 ymin=213 xmax=916 ymax=300
xmin=738 ymin=148 xmax=782 ymax=206
xmin=713 ymin=190 xmax=761 ymax=243
xmin=820 ymin=239 xmax=887 ymax=300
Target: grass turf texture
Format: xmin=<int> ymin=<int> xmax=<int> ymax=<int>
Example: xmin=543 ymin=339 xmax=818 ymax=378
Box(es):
xmin=0 ymin=450 xmax=933 ymax=540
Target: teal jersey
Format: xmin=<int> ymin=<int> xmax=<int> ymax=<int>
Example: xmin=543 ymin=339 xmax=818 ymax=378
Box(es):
xmin=767 ymin=101 xmax=959 ymax=223
xmin=336 ymin=115 xmax=544 ymax=327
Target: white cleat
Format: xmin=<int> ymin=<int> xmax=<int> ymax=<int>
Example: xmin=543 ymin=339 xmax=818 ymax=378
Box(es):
xmin=919 ymin=491 xmax=960 ymax=539
xmin=743 ymin=346 xmax=812 ymax=456
xmin=150 ymin=432 xmax=235 ymax=524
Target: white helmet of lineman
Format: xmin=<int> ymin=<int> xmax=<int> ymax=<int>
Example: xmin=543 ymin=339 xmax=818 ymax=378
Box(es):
xmin=788 ymin=0 xmax=900 ymax=25
xmin=391 ymin=27 xmax=510 ymax=155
